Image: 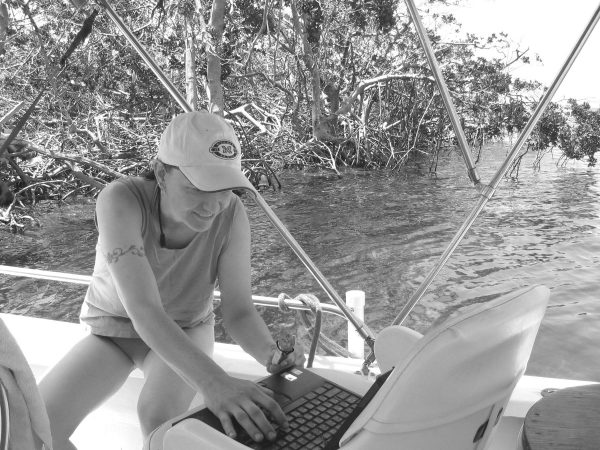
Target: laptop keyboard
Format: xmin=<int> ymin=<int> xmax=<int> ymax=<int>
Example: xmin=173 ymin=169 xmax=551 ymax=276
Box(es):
xmin=240 ymin=382 xmax=361 ymax=449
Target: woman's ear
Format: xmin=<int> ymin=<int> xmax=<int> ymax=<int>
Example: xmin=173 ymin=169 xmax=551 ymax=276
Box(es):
xmin=153 ymin=159 xmax=167 ymax=190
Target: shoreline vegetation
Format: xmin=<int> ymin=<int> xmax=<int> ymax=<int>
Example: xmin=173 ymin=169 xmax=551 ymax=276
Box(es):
xmin=1 ymin=0 xmax=599 ymax=232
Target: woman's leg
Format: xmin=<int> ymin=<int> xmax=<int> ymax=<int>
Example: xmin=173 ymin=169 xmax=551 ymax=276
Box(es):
xmin=137 ymin=323 xmax=215 ymax=437
xmin=38 ymin=334 xmax=136 ymax=450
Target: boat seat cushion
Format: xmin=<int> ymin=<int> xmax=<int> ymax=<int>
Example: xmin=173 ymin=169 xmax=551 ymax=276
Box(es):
xmin=374 ymin=326 xmax=423 ymax=373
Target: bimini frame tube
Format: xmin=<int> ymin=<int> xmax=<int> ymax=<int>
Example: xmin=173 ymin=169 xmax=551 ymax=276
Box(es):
xmin=392 ymin=3 xmax=600 ymax=327
xmin=97 ymin=0 xmax=190 ymax=112
xmin=404 ymin=0 xmax=480 ymax=185
xmin=95 ymin=0 xmax=376 ymax=349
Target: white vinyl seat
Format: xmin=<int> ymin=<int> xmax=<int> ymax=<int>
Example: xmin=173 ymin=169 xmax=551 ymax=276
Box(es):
xmin=1 ymin=382 xmax=9 ymax=450
xmin=148 ymin=285 xmax=548 ymax=450
xmin=339 ymin=284 xmax=549 ymax=450
xmin=0 ymin=318 xmax=52 ymax=450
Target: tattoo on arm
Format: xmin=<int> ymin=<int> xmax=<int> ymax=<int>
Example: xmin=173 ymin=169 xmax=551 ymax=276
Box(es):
xmin=105 ymin=245 xmax=145 ymax=264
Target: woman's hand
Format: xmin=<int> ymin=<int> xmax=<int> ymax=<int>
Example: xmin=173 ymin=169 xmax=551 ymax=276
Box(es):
xmin=203 ymin=375 xmax=289 ymax=442
xmin=266 ymin=338 xmax=306 ymax=374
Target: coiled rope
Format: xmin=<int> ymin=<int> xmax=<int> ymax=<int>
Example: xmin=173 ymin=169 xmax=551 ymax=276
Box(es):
xmin=277 ymin=293 xmax=353 ymax=368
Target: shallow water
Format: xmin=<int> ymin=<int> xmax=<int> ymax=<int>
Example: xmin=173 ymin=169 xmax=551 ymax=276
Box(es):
xmin=1 ymin=144 xmax=599 ymax=380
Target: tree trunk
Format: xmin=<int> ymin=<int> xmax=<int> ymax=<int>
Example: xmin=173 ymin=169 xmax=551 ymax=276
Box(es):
xmin=0 ymin=3 xmax=8 ymax=56
xmin=290 ymin=0 xmax=324 ymax=139
xmin=184 ymin=12 xmax=199 ymax=110
xmin=204 ymin=0 xmax=226 ymax=115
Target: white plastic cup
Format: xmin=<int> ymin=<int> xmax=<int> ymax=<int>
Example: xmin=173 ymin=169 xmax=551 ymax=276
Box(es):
xmin=346 ymin=290 xmax=366 ymax=359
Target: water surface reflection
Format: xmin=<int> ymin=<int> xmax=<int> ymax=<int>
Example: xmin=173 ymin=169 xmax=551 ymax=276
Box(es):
xmin=1 ymin=145 xmax=598 ymax=380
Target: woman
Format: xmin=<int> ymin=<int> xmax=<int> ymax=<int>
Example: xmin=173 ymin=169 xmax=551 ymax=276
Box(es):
xmin=39 ymin=111 xmax=305 ymax=449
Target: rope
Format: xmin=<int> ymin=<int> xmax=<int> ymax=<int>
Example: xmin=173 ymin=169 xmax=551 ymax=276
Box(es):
xmin=298 ymin=294 xmax=354 ymax=359
xmin=278 ymin=293 xmax=354 ymax=367
xmin=277 ymin=293 xmax=292 ymax=313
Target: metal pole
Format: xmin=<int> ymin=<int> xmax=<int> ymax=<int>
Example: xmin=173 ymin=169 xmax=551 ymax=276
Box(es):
xmin=251 ymin=193 xmax=376 ymax=344
xmin=95 ymin=0 xmax=376 ymax=346
xmin=404 ymin=0 xmax=480 ymax=185
xmin=0 ymin=265 xmax=348 ymax=320
xmin=0 ymin=101 xmax=25 ymax=128
xmin=96 ymin=0 xmax=191 ymax=113
xmin=392 ymin=3 xmax=600 ymax=326
xmin=0 ymin=265 xmax=92 ymax=285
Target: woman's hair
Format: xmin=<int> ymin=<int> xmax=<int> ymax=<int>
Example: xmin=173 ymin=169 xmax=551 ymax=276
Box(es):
xmin=142 ymin=160 xmax=176 ymax=181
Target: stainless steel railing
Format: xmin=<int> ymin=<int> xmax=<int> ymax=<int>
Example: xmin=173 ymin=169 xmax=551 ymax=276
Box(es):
xmin=0 ymin=265 xmax=348 ymax=321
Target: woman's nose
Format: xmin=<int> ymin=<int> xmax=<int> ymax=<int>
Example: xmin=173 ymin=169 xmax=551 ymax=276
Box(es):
xmin=197 ymin=196 xmax=226 ymax=216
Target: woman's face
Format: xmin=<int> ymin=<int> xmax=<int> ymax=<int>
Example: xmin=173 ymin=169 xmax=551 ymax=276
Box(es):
xmin=161 ymin=166 xmax=232 ymax=232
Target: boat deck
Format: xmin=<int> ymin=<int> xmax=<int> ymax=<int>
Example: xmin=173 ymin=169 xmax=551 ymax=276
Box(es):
xmin=1 ymin=313 xmax=595 ymax=450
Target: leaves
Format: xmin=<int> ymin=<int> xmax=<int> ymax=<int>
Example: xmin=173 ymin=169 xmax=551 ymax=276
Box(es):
xmin=0 ymin=0 xmax=597 ymax=212
xmin=558 ymin=100 xmax=600 ymax=166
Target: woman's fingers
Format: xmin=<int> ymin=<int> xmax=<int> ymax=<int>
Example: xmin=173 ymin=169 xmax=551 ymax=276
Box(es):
xmin=251 ymin=389 xmax=288 ymax=430
xmin=292 ymin=346 xmax=306 ymax=365
xmin=267 ymin=344 xmax=306 ymax=373
xmin=217 ymin=412 xmax=237 ymax=439
xmin=218 ymin=404 xmax=267 ymax=442
xmin=242 ymin=401 xmax=279 ymax=441
xmin=233 ymin=404 xmax=269 ymax=442
xmin=213 ymin=380 xmax=287 ymax=442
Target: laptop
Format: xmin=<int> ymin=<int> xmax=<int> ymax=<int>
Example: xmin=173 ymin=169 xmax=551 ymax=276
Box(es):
xmin=174 ymin=366 xmax=392 ymax=450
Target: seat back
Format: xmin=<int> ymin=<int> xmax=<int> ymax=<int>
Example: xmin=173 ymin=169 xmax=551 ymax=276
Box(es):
xmin=0 ymin=317 xmax=52 ymax=450
xmin=0 ymin=381 xmax=9 ymax=450
xmin=339 ymin=285 xmax=549 ymax=450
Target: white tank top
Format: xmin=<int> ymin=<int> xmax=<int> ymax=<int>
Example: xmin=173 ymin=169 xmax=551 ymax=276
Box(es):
xmin=80 ymin=176 xmax=241 ymax=338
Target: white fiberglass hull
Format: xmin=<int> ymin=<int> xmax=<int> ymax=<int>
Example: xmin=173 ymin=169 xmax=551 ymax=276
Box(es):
xmin=1 ymin=313 xmax=595 ymax=450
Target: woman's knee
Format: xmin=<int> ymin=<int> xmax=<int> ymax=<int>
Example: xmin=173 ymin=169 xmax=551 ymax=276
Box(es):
xmin=137 ymin=389 xmax=193 ymax=435
xmin=137 ymin=324 xmax=212 ymax=435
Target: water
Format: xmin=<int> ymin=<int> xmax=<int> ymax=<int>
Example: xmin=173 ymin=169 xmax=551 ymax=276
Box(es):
xmin=1 ymin=144 xmax=599 ymax=381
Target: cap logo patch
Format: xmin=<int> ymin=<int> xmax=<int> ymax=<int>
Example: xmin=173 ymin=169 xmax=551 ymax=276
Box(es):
xmin=209 ymin=140 xmax=238 ymax=159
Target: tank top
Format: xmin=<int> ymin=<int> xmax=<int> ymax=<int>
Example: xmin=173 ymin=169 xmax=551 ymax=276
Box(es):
xmin=80 ymin=176 xmax=241 ymax=338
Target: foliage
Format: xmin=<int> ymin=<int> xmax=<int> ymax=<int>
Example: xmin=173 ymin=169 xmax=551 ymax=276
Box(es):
xmin=0 ymin=0 xmax=598 ymax=214
xmin=528 ymin=102 xmax=567 ymax=151
xmin=558 ymin=100 xmax=600 ymax=166
xmin=348 ymin=0 xmax=396 ymax=33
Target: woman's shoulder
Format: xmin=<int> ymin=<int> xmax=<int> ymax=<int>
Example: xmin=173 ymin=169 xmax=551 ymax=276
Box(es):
xmin=228 ymin=193 xmax=249 ymax=222
xmin=222 ymin=193 xmax=250 ymax=241
xmin=98 ymin=177 xmax=153 ymax=211
xmin=96 ymin=177 xmax=152 ymax=234
xmin=102 ymin=176 xmax=153 ymax=197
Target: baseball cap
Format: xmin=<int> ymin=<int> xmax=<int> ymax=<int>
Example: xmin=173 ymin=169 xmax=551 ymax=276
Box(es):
xmin=157 ymin=111 xmax=255 ymax=192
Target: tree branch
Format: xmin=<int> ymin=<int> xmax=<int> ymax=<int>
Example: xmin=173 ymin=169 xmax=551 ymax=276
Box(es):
xmin=228 ymin=71 xmax=295 ymax=102
xmin=243 ymin=0 xmax=271 ymax=70
xmin=504 ymin=47 xmax=530 ymax=70
xmin=3 ymin=137 xmax=124 ymax=179
xmin=0 ymin=2 xmax=8 ymax=56
xmin=332 ymin=73 xmax=435 ymax=117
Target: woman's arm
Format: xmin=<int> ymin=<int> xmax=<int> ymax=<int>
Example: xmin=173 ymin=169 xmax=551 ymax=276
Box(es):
xmin=96 ymin=184 xmax=285 ymax=442
xmin=218 ymin=203 xmax=306 ymax=370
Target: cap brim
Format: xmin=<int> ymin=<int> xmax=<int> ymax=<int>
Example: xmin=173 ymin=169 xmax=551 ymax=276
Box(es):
xmin=179 ymin=165 xmax=256 ymax=193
